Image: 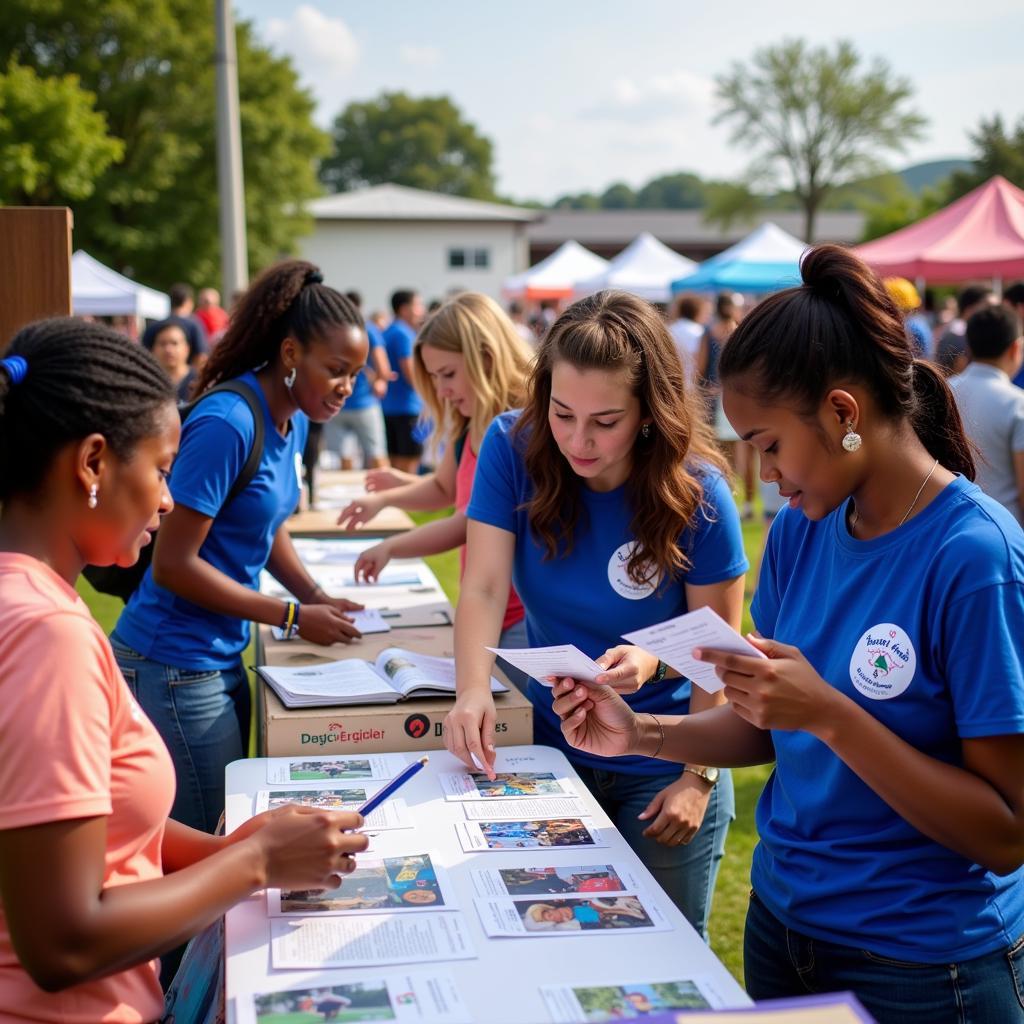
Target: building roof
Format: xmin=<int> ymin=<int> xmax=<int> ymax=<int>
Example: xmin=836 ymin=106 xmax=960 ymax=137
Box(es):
xmin=525 ymin=209 xmax=864 ymax=246
xmin=309 ymin=184 xmax=539 ymax=223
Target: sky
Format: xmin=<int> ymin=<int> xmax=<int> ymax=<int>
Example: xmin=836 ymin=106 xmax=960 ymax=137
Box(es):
xmin=234 ymin=0 xmax=1024 ymax=203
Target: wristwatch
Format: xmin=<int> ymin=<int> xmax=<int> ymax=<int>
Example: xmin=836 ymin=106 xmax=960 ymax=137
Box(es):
xmin=683 ymin=765 xmax=720 ymax=786
xmin=644 ymin=659 xmax=669 ymax=686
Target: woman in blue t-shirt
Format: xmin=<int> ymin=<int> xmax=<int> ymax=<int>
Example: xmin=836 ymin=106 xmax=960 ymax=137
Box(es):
xmin=444 ymin=290 xmax=749 ymax=939
xmin=113 ymin=260 xmax=369 ymax=835
xmin=553 ymin=246 xmax=1024 ymax=1024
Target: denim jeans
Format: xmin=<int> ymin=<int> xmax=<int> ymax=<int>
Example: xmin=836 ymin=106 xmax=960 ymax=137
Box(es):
xmin=573 ymin=763 xmax=734 ymax=940
xmin=495 ymin=617 xmax=530 ymax=693
xmin=745 ymin=889 xmax=1024 ymax=1024
xmin=110 ymin=632 xmax=250 ymax=834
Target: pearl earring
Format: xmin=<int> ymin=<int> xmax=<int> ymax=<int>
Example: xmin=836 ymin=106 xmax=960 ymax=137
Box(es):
xmin=842 ymin=422 xmax=862 ymax=453
xmin=284 ymin=367 xmax=297 ymax=389
xmin=87 ymin=484 xmax=99 ymax=509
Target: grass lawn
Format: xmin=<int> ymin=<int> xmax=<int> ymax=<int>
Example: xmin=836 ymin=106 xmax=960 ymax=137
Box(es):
xmin=78 ymin=506 xmax=771 ymax=985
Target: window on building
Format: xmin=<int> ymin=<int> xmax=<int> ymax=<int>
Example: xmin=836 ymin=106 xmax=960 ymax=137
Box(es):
xmin=448 ymin=247 xmax=490 ymax=270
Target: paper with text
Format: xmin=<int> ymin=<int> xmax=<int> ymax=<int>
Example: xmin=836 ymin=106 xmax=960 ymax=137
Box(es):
xmin=471 ymin=862 xmax=642 ymax=899
xmin=461 ymin=797 xmax=588 ymax=821
xmin=485 ymin=644 xmax=605 ymax=686
xmin=456 ymin=817 xmax=606 ymax=853
xmin=439 ymin=770 xmax=575 ymax=801
xmin=540 ymin=975 xmax=730 ymax=1021
xmin=266 ymin=753 xmax=408 ymax=785
xmin=475 ymin=893 xmax=672 ymax=937
xmin=622 ymin=605 xmax=766 ymax=694
xmin=253 ymin=788 xmax=412 ymax=831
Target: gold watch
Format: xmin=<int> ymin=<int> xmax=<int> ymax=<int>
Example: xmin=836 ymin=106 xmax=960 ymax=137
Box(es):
xmin=683 ymin=765 xmax=720 ymax=786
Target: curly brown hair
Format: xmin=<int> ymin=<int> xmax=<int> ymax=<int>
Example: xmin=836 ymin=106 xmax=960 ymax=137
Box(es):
xmin=515 ymin=290 xmax=726 ymax=589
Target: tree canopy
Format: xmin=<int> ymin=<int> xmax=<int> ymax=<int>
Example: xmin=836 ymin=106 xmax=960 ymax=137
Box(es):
xmin=714 ymin=39 xmax=926 ymax=241
xmin=0 ymin=0 xmax=328 ymax=288
xmin=320 ymin=92 xmax=497 ymax=200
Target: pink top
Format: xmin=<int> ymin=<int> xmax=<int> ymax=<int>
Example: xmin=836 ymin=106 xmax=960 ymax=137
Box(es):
xmin=0 ymin=554 xmax=176 ymax=1023
xmin=455 ymin=438 xmax=525 ymax=632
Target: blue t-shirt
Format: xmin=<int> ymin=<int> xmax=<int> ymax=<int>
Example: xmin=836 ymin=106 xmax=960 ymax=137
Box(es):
xmin=344 ymin=322 xmax=385 ymax=412
xmin=116 ymin=371 xmax=308 ymax=670
xmin=468 ymin=411 xmax=749 ymax=774
xmin=751 ymin=476 xmax=1024 ymax=961
xmin=381 ymin=319 xmax=422 ymax=416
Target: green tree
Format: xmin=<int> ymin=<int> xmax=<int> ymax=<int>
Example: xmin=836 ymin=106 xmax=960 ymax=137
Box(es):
xmin=321 ymin=92 xmax=496 ymax=200
xmin=0 ymin=1 xmax=327 ymax=288
xmin=635 ymin=172 xmax=707 ymax=209
xmin=943 ymin=114 xmax=1024 ymax=200
xmin=600 ymin=181 xmax=635 ymax=208
xmin=0 ymin=60 xmax=123 ymax=204
xmin=715 ymin=38 xmax=926 ymax=241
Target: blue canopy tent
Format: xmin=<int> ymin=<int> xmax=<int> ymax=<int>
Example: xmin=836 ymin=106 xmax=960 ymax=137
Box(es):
xmin=670 ymin=222 xmax=808 ymax=294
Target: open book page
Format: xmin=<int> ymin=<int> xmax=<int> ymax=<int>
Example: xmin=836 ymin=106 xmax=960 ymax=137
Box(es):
xmin=475 ymin=893 xmax=672 ymax=937
xmin=257 ymin=659 xmax=392 ymax=703
xmin=236 ymin=971 xmax=473 ymax=1024
xmin=471 ymin=862 xmax=643 ymax=899
xmin=374 ymin=647 xmax=508 ymax=696
xmin=270 ymin=913 xmax=477 ymax=968
xmin=622 ymin=605 xmax=766 ymax=694
xmin=540 ymin=975 xmax=731 ymax=1021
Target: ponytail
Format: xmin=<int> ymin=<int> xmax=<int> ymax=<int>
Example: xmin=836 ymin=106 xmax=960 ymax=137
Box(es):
xmin=910 ymin=359 xmax=976 ymax=480
xmin=196 ymin=260 xmax=363 ymax=394
xmin=719 ymin=244 xmax=976 ymax=477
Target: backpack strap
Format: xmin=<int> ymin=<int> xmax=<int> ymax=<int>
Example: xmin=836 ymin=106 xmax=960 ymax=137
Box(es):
xmin=182 ymin=379 xmax=267 ymax=508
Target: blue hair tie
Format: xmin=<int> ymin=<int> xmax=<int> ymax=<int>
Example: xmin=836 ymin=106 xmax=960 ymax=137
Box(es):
xmin=1 ymin=355 xmax=28 ymax=387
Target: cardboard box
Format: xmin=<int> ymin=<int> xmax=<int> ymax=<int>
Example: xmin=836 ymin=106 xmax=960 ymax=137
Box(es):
xmin=255 ymin=623 xmax=534 ymax=756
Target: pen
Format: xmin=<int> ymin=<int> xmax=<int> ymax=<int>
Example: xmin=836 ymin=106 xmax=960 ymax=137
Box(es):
xmin=357 ymin=756 xmax=429 ymax=818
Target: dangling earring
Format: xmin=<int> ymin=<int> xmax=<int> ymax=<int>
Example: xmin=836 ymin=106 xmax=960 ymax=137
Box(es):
xmin=640 ymin=423 xmax=651 ymax=439
xmin=87 ymin=483 xmax=99 ymax=509
xmin=284 ymin=366 xmax=297 ymax=389
xmin=841 ymin=422 xmax=862 ymax=453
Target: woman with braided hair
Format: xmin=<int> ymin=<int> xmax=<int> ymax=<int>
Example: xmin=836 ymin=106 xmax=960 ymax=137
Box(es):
xmin=113 ymin=259 xmax=370 ymax=835
xmin=0 ymin=319 xmax=366 ymax=1022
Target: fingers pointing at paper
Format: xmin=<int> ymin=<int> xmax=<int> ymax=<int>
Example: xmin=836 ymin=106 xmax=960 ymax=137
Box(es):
xmin=693 ymin=634 xmax=841 ymax=733
xmin=443 ymin=694 xmax=498 ymax=779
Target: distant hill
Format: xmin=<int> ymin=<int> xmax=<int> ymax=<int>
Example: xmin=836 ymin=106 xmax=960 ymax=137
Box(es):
xmin=899 ymin=159 xmax=973 ymax=195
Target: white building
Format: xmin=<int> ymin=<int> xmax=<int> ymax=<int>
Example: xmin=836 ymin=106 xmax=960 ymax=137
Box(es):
xmin=301 ymin=184 xmax=539 ymax=316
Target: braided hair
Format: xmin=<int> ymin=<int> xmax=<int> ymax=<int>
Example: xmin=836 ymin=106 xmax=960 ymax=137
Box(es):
xmin=196 ymin=260 xmax=363 ymax=394
xmin=0 ymin=318 xmax=175 ymax=502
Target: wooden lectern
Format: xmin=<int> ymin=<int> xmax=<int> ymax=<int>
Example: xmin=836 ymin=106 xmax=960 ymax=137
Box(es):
xmin=0 ymin=207 xmax=73 ymax=350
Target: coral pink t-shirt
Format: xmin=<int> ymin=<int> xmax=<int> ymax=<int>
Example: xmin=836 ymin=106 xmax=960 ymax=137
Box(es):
xmin=0 ymin=554 xmax=176 ymax=1024
xmin=455 ymin=438 xmax=525 ymax=632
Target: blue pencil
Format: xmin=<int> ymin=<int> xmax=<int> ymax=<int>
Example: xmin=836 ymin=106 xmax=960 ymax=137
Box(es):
xmin=357 ymin=756 xmax=429 ymax=818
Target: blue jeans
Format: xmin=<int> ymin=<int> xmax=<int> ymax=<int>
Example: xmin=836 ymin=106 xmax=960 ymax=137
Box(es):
xmin=495 ymin=617 xmax=530 ymax=693
xmin=745 ymin=889 xmax=1024 ymax=1024
xmin=573 ymin=764 xmax=734 ymax=940
xmin=110 ymin=632 xmax=250 ymax=834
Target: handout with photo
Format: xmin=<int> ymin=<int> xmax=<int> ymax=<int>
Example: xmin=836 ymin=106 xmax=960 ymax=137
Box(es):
xmin=266 ymin=753 xmax=407 ymax=784
xmin=238 ymin=971 xmax=472 ymax=1024
xmin=270 ymin=854 xmax=453 ymax=916
xmin=253 ymin=788 xmax=412 ymax=831
xmin=476 ymin=893 xmax=672 ymax=937
xmin=471 ymin=863 xmax=643 ymax=898
xmin=461 ymin=797 xmax=587 ymax=821
xmin=455 ymin=817 xmax=606 ymax=853
xmin=439 ymin=770 xmax=575 ymax=801
xmin=270 ymin=914 xmax=476 ymax=969
xmin=540 ymin=976 xmax=731 ymax=1021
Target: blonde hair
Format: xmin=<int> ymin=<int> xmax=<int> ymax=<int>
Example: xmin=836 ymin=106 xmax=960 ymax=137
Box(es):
xmin=413 ymin=292 xmax=533 ymax=449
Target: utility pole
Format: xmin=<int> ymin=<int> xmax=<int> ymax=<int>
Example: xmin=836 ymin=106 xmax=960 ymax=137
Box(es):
xmin=214 ymin=0 xmax=248 ymax=299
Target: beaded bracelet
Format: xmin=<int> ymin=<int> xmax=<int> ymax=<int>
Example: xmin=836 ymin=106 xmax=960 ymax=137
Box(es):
xmin=281 ymin=601 xmax=301 ymax=640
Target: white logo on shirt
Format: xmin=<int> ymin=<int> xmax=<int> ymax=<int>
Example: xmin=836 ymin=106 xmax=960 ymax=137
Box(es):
xmin=607 ymin=542 xmax=660 ymax=600
xmin=849 ymin=623 xmax=917 ymax=700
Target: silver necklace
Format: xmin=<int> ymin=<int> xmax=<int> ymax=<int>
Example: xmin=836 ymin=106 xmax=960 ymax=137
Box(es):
xmin=850 ymin=458 xmax=939 ymax=533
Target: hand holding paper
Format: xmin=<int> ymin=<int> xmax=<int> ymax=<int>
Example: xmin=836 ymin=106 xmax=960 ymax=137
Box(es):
xmin=485 ymin=644 xmax=606 ymax=687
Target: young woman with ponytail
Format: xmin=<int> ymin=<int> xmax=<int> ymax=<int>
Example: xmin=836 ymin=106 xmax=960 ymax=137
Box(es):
xmin=0 ymin=320 xmax=365 ymax=1022
xmin=113 ymin=260 xmax=370 ymax=835
xmin=551 ymin=246 xmax=1024 ymax=1023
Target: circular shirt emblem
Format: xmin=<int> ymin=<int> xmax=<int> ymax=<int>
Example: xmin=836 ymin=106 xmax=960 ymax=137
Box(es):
xmin=607 ymin=542 xmax=660 ymax=601
xmin=848 ymin=623 xmax=916 ymax=700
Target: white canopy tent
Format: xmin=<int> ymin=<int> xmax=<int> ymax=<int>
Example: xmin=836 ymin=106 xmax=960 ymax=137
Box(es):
xmin=575 ymin=232 xmax=697 ymax=302
xmin=71 ymin=250 xmax=170 ymax=319
xmin=503 ymin=240 xmax=608 ymax=300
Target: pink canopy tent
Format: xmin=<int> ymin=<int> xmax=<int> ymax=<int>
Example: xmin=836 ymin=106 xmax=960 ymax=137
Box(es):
xmin=855 ymin=176 xmax=1024 ymax=283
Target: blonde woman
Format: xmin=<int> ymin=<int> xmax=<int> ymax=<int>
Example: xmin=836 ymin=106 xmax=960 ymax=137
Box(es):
xmin=338 ymin=293 xmax=534 ymax=674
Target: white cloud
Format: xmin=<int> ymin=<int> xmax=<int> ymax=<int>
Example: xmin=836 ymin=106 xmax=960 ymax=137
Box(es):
xmin=399 ymin=44 xmax=442 ymax=69
xmin=586 ymin=70 xmax=717 ymax=122
xmin=263 ymin=5 xmax=359 ymax=120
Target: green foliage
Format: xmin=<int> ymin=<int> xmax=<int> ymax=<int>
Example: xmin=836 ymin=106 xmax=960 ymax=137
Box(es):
xmin=600 ymin=181 xmax=635 ymax=208
xmin=635 ymin=172 xmax=707 ymax=209
xmin=321 ymin=92 xmax=496 ymax=200
xmin=715 ymin=38 xmax=926 ymax=241
xmin=944 ymin=114 xmax=1024 ymax=200
xmin=0 ymin=0 xmax=328 ymax=288
xmin=0 ymin=59 xmax=123 ymax=203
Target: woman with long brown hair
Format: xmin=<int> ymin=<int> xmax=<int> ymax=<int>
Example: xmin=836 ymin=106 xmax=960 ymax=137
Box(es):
xmin=444 ymin=290 xmax=748 ymax=939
